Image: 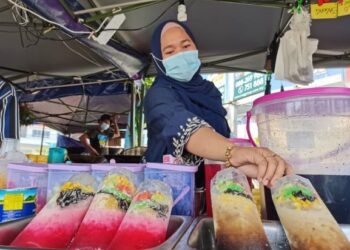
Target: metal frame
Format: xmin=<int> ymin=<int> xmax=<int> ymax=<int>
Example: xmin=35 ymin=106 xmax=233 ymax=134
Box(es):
xmin=23 ymin=77 xmax=129 ymax=92
xmin=73 ymin=0 xmax=160 ymax=15
xmin=46 ymin=100 xmax=129 ymax=115
xmin=130 ymin=81 xmax=136 ymax=147
xmin=214 ymin=0 xmax=295 ymax=8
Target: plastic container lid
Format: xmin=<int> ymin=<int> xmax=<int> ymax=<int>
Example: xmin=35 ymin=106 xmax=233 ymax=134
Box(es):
xmin=252 ymin=87 xmax=350 ymax=107
xmin=8 ymin=163 xmax=48 ymax=173
xmin=91 ymin=164 xmax=115 ymax=171
xmin=92 ymin=163 xmax=145 ymax=172
xmin=48 ymin=163 xmax=90 ymax=171
xmin=117 ymin=163 xmax=145 ymax=172
xmin=146 ymin=163 xmax=198 ymax=173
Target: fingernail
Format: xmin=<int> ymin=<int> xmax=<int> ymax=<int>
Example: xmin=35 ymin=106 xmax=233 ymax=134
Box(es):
xmin=264 ymin=179 xmax=269 ymax=185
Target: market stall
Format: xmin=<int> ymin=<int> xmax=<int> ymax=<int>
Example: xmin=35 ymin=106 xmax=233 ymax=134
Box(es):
xmin=0 ymin=0 xmax=350 ymax=249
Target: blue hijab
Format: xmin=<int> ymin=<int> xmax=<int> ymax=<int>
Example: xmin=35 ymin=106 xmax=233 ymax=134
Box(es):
xmin=144 ymin=21 xmax=230 ymax=163
xmin=151 ymin=21 xmax=229 ymax=130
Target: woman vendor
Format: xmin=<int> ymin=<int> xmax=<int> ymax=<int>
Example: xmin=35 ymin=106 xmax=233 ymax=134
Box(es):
xmin=144 ymin=21 xmax=292 ymax=188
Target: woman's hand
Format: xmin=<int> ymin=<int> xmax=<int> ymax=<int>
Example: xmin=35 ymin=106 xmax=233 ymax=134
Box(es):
xmin=228 ymin=146 xmax=293 ymax=187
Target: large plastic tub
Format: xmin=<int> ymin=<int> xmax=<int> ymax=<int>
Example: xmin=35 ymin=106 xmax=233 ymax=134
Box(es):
xmin=47 ymin=163 xmax=90 ymax=200
xmin=91 ymin=163 xmax=145 ymax=186
xmin=247 ymin=87 xmax=350 ymax=224
xmin=247 ymin=87 xmax=350 ymax=166
xmin=7 ymin=163 xmax=48 ymax=211
xmin=145 ymin=163 xmax=198 ymax=217
xmin=204 ymin=138 xmax=253 ymax=217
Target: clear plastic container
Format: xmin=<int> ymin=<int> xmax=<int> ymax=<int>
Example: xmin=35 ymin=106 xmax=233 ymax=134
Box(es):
xmin=47 ymin=163 xmax=90 ymax=200
xmin=91 ymin=163 xmax=145 ymax=187
xmin=272 ymin=175 xmax=350 ymax=250
xmin=145 ymin=163 xmax=198 ymax=217
xmin=108 ymin=180 xmax=173 ymax=250
xmin=247 ymin=87 xmax=350 ymax=166
xmin=211 ymin=168 xmax=270 ymax=249
xmin=7 ymin=163 xmax=48 ymax=212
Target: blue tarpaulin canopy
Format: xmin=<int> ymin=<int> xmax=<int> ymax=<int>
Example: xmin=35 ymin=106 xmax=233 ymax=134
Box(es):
xmin=16 ymin=70 xmax=132 ymax=134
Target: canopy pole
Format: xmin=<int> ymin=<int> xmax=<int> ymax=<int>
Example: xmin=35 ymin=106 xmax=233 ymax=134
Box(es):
xmin=137 ymin=84 xmax=145 ymax=147
xmin=130 ymin=82 xmax=136 ymax=147
xmin=39 ymin=124 xmax=45 ymax=155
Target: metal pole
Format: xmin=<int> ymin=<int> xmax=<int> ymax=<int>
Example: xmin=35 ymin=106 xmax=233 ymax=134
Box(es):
xmin=204 ymin=65 xmax=266 ymax=75
xmin=138 ymin=84 xmax=145 ymax=146
xmin=130 ymin=82 xmax=136 ymax=147
xmin=73 ymin=0 xmax=159 ymax=15
xmin=26 ymin=78 xmax=129 ymax=91
xmin=39 ymin=124 xmax=45 ymax=155
xmin=202 ymin=49 xmax=266 ymax=66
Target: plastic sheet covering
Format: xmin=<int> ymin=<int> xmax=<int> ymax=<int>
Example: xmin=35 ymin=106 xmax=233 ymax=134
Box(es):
xmin=22 ymin=0 xmax=148 ymax=78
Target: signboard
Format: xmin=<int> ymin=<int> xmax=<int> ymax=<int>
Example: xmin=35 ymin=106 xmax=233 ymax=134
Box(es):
xmin=311 ymin=2 xmax=338 ymax=19
xmin=311 ymin=0 xmax=350 ymax=19
xmin=311 ymin=68 xmax=344 ymax=86
xmin=338 ymin=0 xmax=350 ymax=16
xmin=234 ymin=73 xmax=266 ymax=100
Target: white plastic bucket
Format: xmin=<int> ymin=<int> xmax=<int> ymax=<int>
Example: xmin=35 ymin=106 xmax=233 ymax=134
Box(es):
xmin=247 ymin=87 xmax=350 ymax=166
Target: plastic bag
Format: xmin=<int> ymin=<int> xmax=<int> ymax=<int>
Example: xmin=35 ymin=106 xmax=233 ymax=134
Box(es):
xmin=275 ymin=9 xmax=318 ymax=85
xmin=0 ymin=139 xmax=27 ymax=162
xmin=0 ymin=139 xmax=27 ymax=188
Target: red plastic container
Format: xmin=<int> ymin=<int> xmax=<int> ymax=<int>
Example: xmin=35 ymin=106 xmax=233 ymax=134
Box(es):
xmin=205 ymin=160 xmax=223 ymax=217
xmin=205 ymin=138 xmax=253 ymax=217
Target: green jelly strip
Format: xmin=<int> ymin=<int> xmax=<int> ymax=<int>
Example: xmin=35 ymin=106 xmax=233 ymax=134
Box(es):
xmin=282 ymin=185 xmax=314 ymax=199
xmin=218 ymin=181 xmax=244 ymax=193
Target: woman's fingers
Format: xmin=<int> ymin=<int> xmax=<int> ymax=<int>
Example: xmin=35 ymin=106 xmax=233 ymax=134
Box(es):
xmin=229 ymin=146 xmax=293 ymax=186
xmin=262 ymin=154 xmax=278 ymax=185
xmin=236 ymin=164 xmax=258 ymax=178
xmin=250 ymin=149 xmax=268 ymax=182
xmin=285 ymin=163 xmax=294 ymax=175
xmin=269 ymin=155 xmax=287 ymax=186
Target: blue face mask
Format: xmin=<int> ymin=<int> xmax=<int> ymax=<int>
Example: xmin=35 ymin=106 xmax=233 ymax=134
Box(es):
xmin=153 ymin=50 xmax=201 ymax=82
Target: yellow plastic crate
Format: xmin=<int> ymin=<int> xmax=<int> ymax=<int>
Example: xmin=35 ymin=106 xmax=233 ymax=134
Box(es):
xmin=37 ymin=155 xmax=48 ymax=163
xmin=26 ymin=154 xmax=38 ymax=163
